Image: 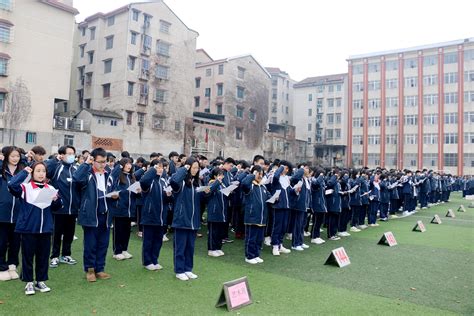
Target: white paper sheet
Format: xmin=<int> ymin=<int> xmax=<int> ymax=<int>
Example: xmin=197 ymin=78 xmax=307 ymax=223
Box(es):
xmin=325 ymin=189 xmax=334 ymax=195
xmin=196 ymin=186 xmax=211 ymax=193
xmin=127 ymin=181 xmax=142 ymax=193
xmin=105 ymin=191 xmax=120 ymax=198
xmin=231 ymin=180 xmax=240 ymax=186
xmin=199 ymin=168 xmax=209 ymax=178
xmin=293 ymin=181 xmax=303 ymax=190
xmin=32 ymin=188 xmax=58 ymax=209
xmin=220 ymin=184 xmax=238 ymax=197
xmin=266 ymin=189 xmax=281 ymax=203
xmin=163 ymin=186 xmax=173 ymax=193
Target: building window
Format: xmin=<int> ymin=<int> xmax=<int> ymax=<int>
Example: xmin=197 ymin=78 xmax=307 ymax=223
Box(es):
xmin=155 ymin=89 xmax=166 ymax=102
xmin=386 ymin=134 xmax=397 ymax=145
xmin=64 ymin=135 xmax=74 ymax=146
xmin=336 ymin=84 xmax=342 ymax=92
xmin=385 ymin=60 xmax=398 ymax=71
xmin=352 ymin=64 xmax=363 ymax=74
xmin=423 ymin=94 xmax=438 ymax=106
xmin=465 ymin=112 xmax=474 ymax=124
xmin=236 ymin=106 xmax=244 ymax=118
xmin=97 ymin=118 xmax=105 ymax=125
xmin=327 ymin=114 xmax=334 ymax=124
xmin=105 ymin=35 xmax=114 ymax=49
xmin=466 ymin=91 xmax=474 ymax=103
xmin=102 ymin=83 xmax=111 ymax=98
xmin=465 ymin=71 xmax=474 ymax=82
xmin=107 ymin=16 xmax=115 ymax=26
xmin=368 ymin=80 xmax=380 ymax=91
xmin=308 ymin=94 xmax=313 ymax=101
xmin=127 ymin=82 xmax=134 ymax=96
xmin=368 ymin=135 xmax=380 ymax=145
xmin=444 ymin=92 xmax=458 ymax=104
xmin=353 ymin=99 xmax=363 ymax=109
xmin=205 ymin=88 xmax=211 ymax=97
xmin=404 ymin=58 xmax=417 ymax=69
xmin=444 ymin=72 xmax=458 ymax=84
xmin=195 ymin=77 xmax=201 ymax=88
xmin=236 ymin=86 xmax=244 ymax=99
xmin=404 ymin=77 xmax=417 ymax=88
xmin=327 ymin=98 xmax=334 ymax=107
xmin=423 ymin=74 xmax=437 ymax=86
xmin=194 ymin=97 xmax=200 ymax=107
xmin=206 ymin=68 xmax=212 ymax=76
xmin=104 ymin=59 xmax=112 ymax=73
xmin=335 ymin=113 xmax=342 ymax=124
xmin=386 ymin=116 xmax=398 ymax=126
xmin=160 ymin=20 xmax=171 ymax=33
xmin=130 ymin=31 xmax=138 ymax=45
xmin=26 ymin=132 xmax=36 ymax=144
xmin=79 ymin=44 xmax=85 ymax=58
xmin=237 ymin=67 xmax=245 ymax=79
xmin=404 ymin=96 xmax=417 ymax=107
xmin=218 ymin=64 xmax=224 ymax=75
xmin=0 ymin=57 xmax=9 ymax=76
xmin=444 ymin=53 xmax=457 ymax=64
xmin=386 ymin=97 xmax=398 ymax=108
xmin=81 ymin=27 xmax=86 ymax=36
xmin=444 ymin=133 xmax=458 ymax=144
xmin=137 ymin=112 xmax=145 ymax=127
xmin=126 ymin=111 xmax=133 ymax=125
xmin=88 ymin=27 xmax=96 ymax=40
xmin=326 ymin=129 xmax=334 ymax=140
xmin=143 ymin=35 xmax=152 ymax=54
xmin=217 ymin=83 xmax=223 ymax=96
xmin=368 ymin=116 xmax=381 ymax=127
xmin=216 ymin=103 xmax=223 ymax=115
xmin=464 ymin=132 xmax=474 ymax=144
xmin=386 ymin=78 xmax=398 ymax=89
xmin=0 ymin=92 xmax=5 ymax=112
xmin=352 ymin=135 xmax=363 ymax=145
xmin=352 ymin=117 xmax=363 ymax=128
xmin=110 ymin=120 xmax=118 ymax=126
xmin=444 ymin=153 xmax=458 ymax=167
xmin=307 ymin=123 xmax=312 ymax=131
xmin=87 ymin=51 xmax=94 ymax=64
xmin=84 ymin=99 xmax=91 ymax=109
xmin=336 ymin=98 xmax=342 ymax=107
xmin=444 ymin=112 xmax=458 ymax=124
xmin=156 ymin=40 xmax=170 ymax=56
xmin=128 ymin=56 xmax=136 ymax=71
xmin=317 ymin=98 xmax=323 ymax=108
xmin=236 ymin=127 xmax=243 ymax=140
xmin=423 ymin=55 xmax=437 ymax=67
xmin=155 ymin=65 xmax=169 ymax=79
xmin=132 ymin=9 xmax=140 ymax=21
xmin=423 ymin=114 xmax=438 ymax=125
xmin=353 ymin=82 xmax=364 ymax=92
xmin=328 ymin=85 xmax=334 ymax=92
xmin=152 ymin=116 xmax=164 ymax=130
xmin=423 ymin=134 xmax=438 ymax=145
xmin=175 ymin=121 xmax=181 ymax=131
xmin=0 ymin=0 xmax=12 ymax=11
xmin=404 ymin=134 xmax=417 ymax=145
xmin=308 ymin=108 xmax=312 ymax=116
xmin=404 ymin=114 xmax=418 ymax=126
xmin=249 ymin=110 xmax=256 ymax=122
xmin=368 ymin=99 xmax=380 ymax=109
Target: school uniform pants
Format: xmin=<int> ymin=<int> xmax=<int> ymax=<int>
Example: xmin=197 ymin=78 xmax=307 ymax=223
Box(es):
xmin=244 ymin=225 xmax=265 ymax=259
xmin=207 ymin=221 xmax=226 ymax=251
xmin=142 ymin=225 xmax=165 ymax=266
xmin=368 ymin=201 xmax=379 ymax=224
xmin=82 ymin=213 xmax=110 ymax=273
xmin=287 ymin=210 xmax=296 ymax=234
xmin=113 ymin=216 xmax=132 ymax=255
xmin=291 ymin=210 xmax=306 ymax=247
xmin=339 ymin=207 xmax=352 ymax=232
xmin=403 ymin=194 xmax=412 ymax=212
xmin=327 ymin=212 xmax=340 ymax=238
xmin=265 ymin=206 xmax=274 ymax=237
xmin=304 ymin=209 xmax=313 ymax=232
xmin=51 ymin=213 xmax=77 ymax=259
xmin=20 ymin=233 xmax=51 ymax=282
xmin=0 ymin=222 xmax=20 ymax=271
xmin=419 ymin=192 xmax=428 ymax=208
xmin=271 ymin=208 xmax=290 ymax=246
xmin=350 ymin=205 xmax=361 ymax=227
xmin=310 ymin=212 xmax=325 ymax=239
xmin=379 ymin=203 xmax=389 ymax=219
xmin=173 ymin=228 xmax=197 ymax=274
xmin=358 ymin=204 xmax=368 ymax=225
xmin=232 ymin=205 xmax=245 ymax=236
xmin=136 ymin=205 xmax=143 ymax=232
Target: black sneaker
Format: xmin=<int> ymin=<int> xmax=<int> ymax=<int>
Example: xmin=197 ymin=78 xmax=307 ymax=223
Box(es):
xmin=222 ymin=238 xmax=234 ymax=244
xmin=35 ymin=282 xmax=51 ymax=293
xmin=59 ymin=256 xmax=77 ymax=265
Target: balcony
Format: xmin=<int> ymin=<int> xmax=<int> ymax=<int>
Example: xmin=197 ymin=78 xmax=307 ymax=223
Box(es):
xmin=53 ymin=116 xmax=89 ymax=132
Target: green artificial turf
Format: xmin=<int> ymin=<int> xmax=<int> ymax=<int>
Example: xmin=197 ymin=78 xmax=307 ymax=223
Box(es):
xmin=0 ymin=193 xmax=472 ymax=315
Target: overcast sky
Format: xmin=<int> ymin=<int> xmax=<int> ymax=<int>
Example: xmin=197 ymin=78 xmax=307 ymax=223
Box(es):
xmin=74 ymin=0 xmax=473 ymax=81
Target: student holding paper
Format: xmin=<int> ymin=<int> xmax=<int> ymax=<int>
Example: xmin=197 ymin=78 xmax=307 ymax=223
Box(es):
xmin=241 ymin=166 xmax=272 ymax=264
xmin=109 ymin=158 xmax=140 ymax=261
xmin=310 ymin=168 xmax=327 ymax=244
xmin=139 ymin=159 xmax=172 ymax=271
xmin=337 ymin=172 xmax=352 ymax=237
xmin=325 ymin=170 xmax=342 ymax=240
xmin=8 ymin=163 xmax=61 ymax=295
xmin=289 ymin=164 xmax=311 ymax=251
xmin=170 ymin=158 xmax=209 ymax=281
xmin=206 ymin=168 xmax=228 ymax=257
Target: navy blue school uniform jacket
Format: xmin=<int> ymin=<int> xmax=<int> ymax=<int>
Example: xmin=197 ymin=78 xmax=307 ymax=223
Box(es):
xmin=360 ymin=177 xmax=369 ymax=205
xmin=349 ymin=177 xmax=362 ymax=206
xmin=241 ymin=174 xmax=272 ymax=225
xmin=402 ymin=176 xmax=413 ymax=196
xmin=289 ymin=168 xmax=310 ymax=212
xmin=206 ymin=179 xmax=228 ymax=223
xmin=8 ymin=170 xmax=62 ymax=234
xmin=271 ymin=166 xmax=293 ymax=210
xmin=380 ymin=180 xmax=390 ymax=204
xmin=325 ymin=175 xmax=341 ymax=213
xmin=311 ymin=174 xmax=327 ymax=212
xmin=389 ymin=179 xmax=400 ymax=200
xmin=369 ymin=181 xmax=381 ymax=202
xmin=139 ymin=168 xmax=170 ymax=226
xmin=72 ymin=163 xmax=113 ymax=228
xmin=340 ymin=176 xmax=351 ymax=209
xmin=231 ymin=171 xmax=249 ymax=210
xmin=170 ymin=167 xmax=203 ymax=230
xmin=45 ymin=159 xmax=80 ymax=215
xmin=0 ymin=168 xmax=20 ymax=223
xmin=109 ymin=169 xmax=138 ymax=218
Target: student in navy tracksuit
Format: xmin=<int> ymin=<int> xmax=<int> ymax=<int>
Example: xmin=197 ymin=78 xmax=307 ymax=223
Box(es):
xmin=73 ymin=148 xmax=113 ymax=282
xmin=325 ymin=172 xmax=342 ymax=240
xmin=242 ymin=166 xmax=272 ymax=264
xmin=206 ymin=168 xmax=228 ymax=257
xmin=338 ymin=173 xmax=352 ymax=236
xmin=310 ymin=169 xmax=327 ymax=244
xmin=45 ymin=145 xmax=80 ymax=268
xmin=401 ymin=171 xmax=414 ymax=214
xmin=290 ymin=165 xmax=311 ymax=251
xmin=348 ymin=170 xmax=362 ymax=232
xmin=221 ymin=158 xmax=236 ymax=243
xmin=270 ymin=161 xmax=294 ymax=256
xmin=9 ymin=163 xmax=61 ymax=295
xmin=368 ymin=174 xmax=381 ymax=226
xmin=170 ymin=158 xmax=208 ymax=281
xmin=109 ymin=158 xmax=140 ymax=261
xmin=358 ymin=172 xmax=369 ymax=228
xmin=0 ymin=146 xmax=24 ymax=281
xmin=139 ymin=159 xmax=171 ymax=271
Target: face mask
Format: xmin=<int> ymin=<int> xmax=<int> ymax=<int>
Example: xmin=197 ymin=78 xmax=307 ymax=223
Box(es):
xmin=66 ymin=155 xmax=75 ymax=164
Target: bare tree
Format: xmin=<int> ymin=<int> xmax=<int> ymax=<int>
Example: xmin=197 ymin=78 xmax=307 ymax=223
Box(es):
xmin=3 ymin=77 xmax=31 ymax=145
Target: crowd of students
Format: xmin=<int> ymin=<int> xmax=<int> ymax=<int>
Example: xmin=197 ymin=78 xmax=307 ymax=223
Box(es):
xmin=0 ymin=144 xmax=473 ymax=295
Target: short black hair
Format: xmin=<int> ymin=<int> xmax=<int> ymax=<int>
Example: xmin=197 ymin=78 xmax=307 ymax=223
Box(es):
xmin=31 ymin=146 xmax=46 ymax=155
xmin=224 ymin=157 xmax=236 ymax=165
xmin=121 ymin=151 xmax=130 ymax=158
xmin=169 ymin=151 xmax=179 ymax=159
xmin=253 ymin=155 xmax=265 ymax=164
xmin=58 ymin=145 xmax=76 ymax=155
xmin=91 ymin=148 xmax=107 ymax=158
xmin=82 ymin=150 xmax=90 ymax=155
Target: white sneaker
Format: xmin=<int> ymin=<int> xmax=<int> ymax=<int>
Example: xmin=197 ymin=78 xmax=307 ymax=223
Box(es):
xmin=131 ymin=222 xmax=137 ymax=227
xmin=245 ymin=258 xmax=259 ymax=264
xmin=359 ymin=225 xmax=368 ymax=229
xmin=0 ymin=270 xmax=12 ymax=281
xmin=390 ymin=214 xmax=399 ymax=219
xmin=113 ymin=253 xmax=126 ymax=261
xmin=272 ymin=246 xmax=280 ymax=256
xmin=291 ymin=246 xmax=304 ymax=251
xmin=154 ymin=264 xmax=163 ymax=270
xmin=285 ymin=233 xmax=292 ymax=240
xmin=402 ymin=211 xmax=410 ymax=216
xmin=122 ymin=251 xmax=133 ymax=259
xmin=374 ymin=223 xmax=380 ymax=226
xmin=350 ymin=226 xmax=361 ymax=232
xmin=145 ymin=264 xmax=157 ymax=271
xmin=185 ymin=272 xmax=198 ymax=279
xmin=73 ymin=235 xmax=78 ymax=241
xmin=208 ymin=250 xmax=220 ymax=257
xmin=337 ymin=232 xmax=345 ymax=237
xmin=422 ymin=207 xmax=427 ymax=210
xmin=25 ymin=282 xmax=35 ymax=295
xmin=50 ymin=257 xmax=59 ymax=268
xmin=264 ymin=236 xmax=271 ymax=246
xmin=320 ymin=228 xmax=324 ymax=232
xmin=8 ymin=265 xmax=19 ymax=280
xmin=303 ymin=231 xmax=311 ymax=237
xmin=301 ymin=243 xmax=310 ymax=249
xmin=369 ymin=224 xmax=377 ymax=227
xmin=255 ymin=257 xmax=264 ymax=263
xmin=35 ymin=281 xmax=51 ymax=293
xmin=311 ymin=238 xmax=325 ymax=244
xmin=216 ymin=250 xmax=225 ymax=256
xmin=279 ymin=246 xmax=291 ymax=254
xmin=176 ymin=273 xmax=189 ymax=281
xmin=163 ymin=234 xmax=169 ymax=242
xmin=329 ymin=236 xmax=341 ymax=241
xmin=339 ymin=232 xmax=351 ymax=237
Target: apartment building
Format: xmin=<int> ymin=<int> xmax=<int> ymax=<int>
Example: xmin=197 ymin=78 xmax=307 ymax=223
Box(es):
xmin=0 ymin=0 xmax=77 ymax=150
xmin=347 ymin=38 xmax=474 ymax=175
xmin=266 ymin=67 xmax=295 ymax=125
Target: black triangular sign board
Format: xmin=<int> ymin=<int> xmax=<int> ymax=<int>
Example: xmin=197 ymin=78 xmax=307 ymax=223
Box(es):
xmin=377 ymin=232 xmax=397 ymax=246
xmin=446 ymin=209 xmax=455 ymax=218
xmin=457 ymin=205 xmax=466 ymax=212
xmin=412 ymin=220 xmax=426 ymax=232
xmin=215 ymin=277 xmax=252 ymax=311
xmin=324 ymin=247 xmax=350 ymax=267
xmin=431 ymin=215 xmax=442 ymax=224
xmin=324 ymin=252 xmax=338 ymax=266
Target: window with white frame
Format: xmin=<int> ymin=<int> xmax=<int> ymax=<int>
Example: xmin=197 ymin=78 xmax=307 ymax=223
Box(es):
xmin=423 ymin=114 xmax=438 ymax=125
xmin=368 ymin=98 xmax=380 ymax=109
xmin=404 ymin=115 xmax=418 ymax=126
xmin=404 ymin=58 xmax=417 ymax=69
xmin=327 ymin=113 xmax=334 ymax=124
xmin=107 ymin=16 xmax=115 ymax=26
xmin=368 ymin=80 xmax=380 ymax=91
xmin=444 ymin=72 xmax=458 ymax=84
xmin=423 ymin=134 xmax=438 ymax=145
xmin=0 ymin=92 xmax=4 ymax=112
xmin=335 ymin=113 xmax=342 ymax=124
xmin=444 ymin=53 xmax=457 ymax=64
xmin=444 ymin=92 xmax=458 ymax=104
xmin=352 ymin=117 xmax=363 ymax=128
xmin=104 ymin=59 xmax=112 ymax=73
xmin=105 ymin=35 xmax=114 ymax=49
xmin=368 ymin=116 xmax=381 ymax=127
xmin=152 ymin=115 xmax=164 ymax=129
xmin=386 ymin=116 xmax=398 ymax=126
xmin=386 ymin=97 xmax=398 ymax=108
xmin=353 ymin=99 xmax=363 ymax=109
xmin=404 ymin=134 xmax=417 ymax=145
xmin=336 ymin=98 xmax=342 ymax=107
xmin=465 ymin=50 xmax=474 ymax=60
xmin=0 ymin=24 xmax=11 ymax=43
xmin=423 ymin=74 xmax=437 ymax=86
xmin=386 ymin=134 xmax=397 ymax=145
xmin=385 ymin=60 xmax=398 ymax=71
xmin=235 ymin=127 xmax=243 ymax=140
xmin=444 ymin=112 xmax=458 ymax=124
xmin=236 ymin=106 xmax=244 ymax=118
xmin=335 ymin=129 xmax=341 ymax=139
xmin=160 ymin=20 xmax=171 ymax=33
xmin=326 ymin=129 xmax=334 ymax=140
xmin=154 ymin=89 xmax=167 ymax=102
xmin=404 ymin=76 xmax=417 ymax=88
xmin=464 ymin=112 xmax=474 ymax=124
xmin=0 ymin=57 xmax=9 ymax=76
xmin=155 ymin=65 xmax=169 ymax=79
xmin=444 ymin=133 xmax=457 ymax=144
xmin=237 ymin=67 xmax=245 ymax=79
xmin=64 ymin=135 xmax=74 ymax=146
xmin=444 ymin=153 xmax=458 ymax=167
xmin=26 ymin=132 xmax=37 ymax=144
xmin=404 ymin=96 xmax=418 ymax=107
xmin=423 ymin=55 xmax=437 ymax=67
xmin=137 ymin=113 xmax=145 ymax=127
xmin=156 ymin=40 xmax=170 ymax=56
xmin=464 ymin=91 xmax=474 ymax=103
xmin=327 ymin=98 xmax=334 ymax=107
xmin=352 ymin=135 xmax=363 ymax=145
xmin=249 ymin=110 xmax=256 ymax=122
xmin=368 ymin=63 xmax=379 ymax=73
xmin=353 ymin=82 xmax=364 ymax=92
xmin=423 ymin=94 xmax=438 ymax=106
xmin=386 ymin=78 xmax=398 ymax=89
xmin=464 ymin=71 xmax=474 ymax=82
xmin=464 ymin=132 xmax=474 ymax=144
xmin=368 ymin=135 xmax=380 ymax=145
xmin=352 ymin=64 xmax=363 ymax=74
